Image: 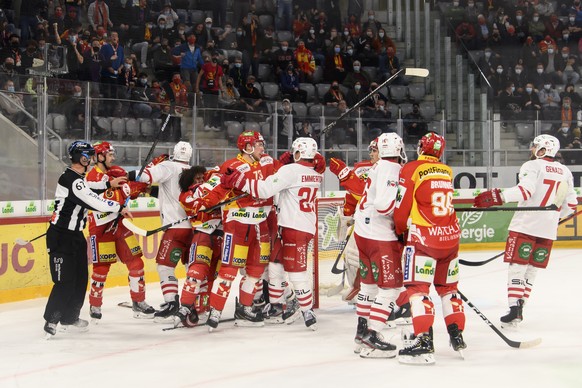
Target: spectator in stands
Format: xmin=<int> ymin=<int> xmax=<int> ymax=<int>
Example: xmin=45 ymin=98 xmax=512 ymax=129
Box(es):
xmin=344 ymin=13 xmax=361 ymax=39
xmin=324 ymin=0 xmax=342 ymax=31
xmin=158 ymin=3 xmax=179 ymax=31
xmin=381 ymin=46 xmax=403 ymax=83
xmin=362 ymin=10 xmax=382 ymax=35
xmin=535 ymin=0 xmax=556 ymax=17
xmin=293 ymin=11 xmax=311 ymax=41
xmin=0 ymin=34 xmax=22 ymax=72
xmin=327 ymin=99 xmax=356 ymax=146
xmin=130 ymin=72 xmax=154 ymax=118
xmin=118 ymin=56 xmax=139 ymax=116
xmin=279 ymin=64 xmax=307 ymax=103
xmin=364 ymin=81 xmax=388 ymax=112
xmin=539 ymin=81 xmax=561 ymax=117
xmin=445 ymin=1 xmax=466 ymax=30
xmin=477 ymin=47 xmax=499 ymax=83
xmin=323 ymin=81 xmax=346 ymax=108
xmin=455 ymin=21 xmax=477 ymax=51
xmin=110 ymin=0 xmax=134 ymax=44
xmin=202 ymin=17 xmax=219 ymax=49
xmin=563 ymin=11 xmax=582 ymax=43
xmin=61 ymin=25 xmax=85 ymax=80
xmin=294 ymin=40 xmax=316 ymax=83
xmin=276 ymin=98 xmax=296 ymax=148
xmin=174 ymin=33 xmax=204 ymax=92
xmin=513 ymin=10 xmax=529 ymax=44
xmin=528 ymin=12 xmax=546 ymax=41
xmin=240 ymin=14 xmax=260 ymax=80
xmin=538 ymin=35 xmax=557 ymax=53
xmin=558 ymin=47 xmax=580 ymax=84
xmin=498 ymin=81 xmax=522 ymax=127
xmin=239 ymin=74 xmax=268 ymax=118
xmin=529 ymin=62 xmax=547 ymax=90
xmin=511 ymin=63 xmax=529 ymax=94
xmin=257 ymin=26 xmax=275 ymax=68
xmin=277 ymin=0 xmax=293 ymax=31
xmin=374 ymin=27 xmax=396 ymax=60
xmin=326 ymin=28 xmax=343 ymax=53
xmin=521 ymin=82 xmax=543 ymax=120
xmin=0 ymin=79 xmax=34 ymax=135
xmin=228 ymin=56 xmax=247 ymax=89
xmin=272 ymin=40 xmax=295 ymax=76
xmin=312 ymin=10 xmax=330 ymax=46
xmin=99 ymin=31 xmax=125 ymax=115
xmin=88 ymin=0 xmax=113 ymax=32
xmin=164 ymin=73 xmax=188 ymax=140
xmin=20 ymin=40 xmax=42 ymax=73
xmin=343 ymin=60 xmax=371 ymax=92
xmin=80 ymin=38 xmax=102 ymax=82
xmin=363 ymin=98 xmax=391 ymax=143
xmin=560 ymin=83 xmax=582 ymax=109
xmin=474 ymin=14 xmax=491 ymax=50
xmin=294 ymin=120 xmax=318 ymax=141
xmin=345 ymin=80 xmax=365 ymax=108
xmin=564 ymin=129 xmax=582 ymax=165
xmin=465 ymin=1 xmax=480 ymax=24
xmin=540 ymin=44 xmax=562 ymax=84
xmin=303 ymin=26 xmax=325 ymax=69
xmin=555 ymin=121 xmax=574 ymax=148
xmin=403 ymin=103 xmax=428 ymax=143
xmin=218 ymin=76 xmax=244 ymax=122
xmin=49 ymin=5 xmax=65 ymax=40
xmin=152 ymin=38 xmax=176 ymax=82
xmin=59 ymin=84 xmax=86 ymax=137
xmin=520 ymin=36 xmax=541 ymax=73
xmin=324 ymin=43 xmax=351 ymax=83
xmin=197 ymin=52 xmax=224 ymax=129
xmin=545 ymin=13 xmax=565 ymax=41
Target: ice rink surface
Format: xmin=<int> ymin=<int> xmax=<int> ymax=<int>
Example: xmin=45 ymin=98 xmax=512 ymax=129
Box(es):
xmin=1 ymin=249 xmax=581 ymax=388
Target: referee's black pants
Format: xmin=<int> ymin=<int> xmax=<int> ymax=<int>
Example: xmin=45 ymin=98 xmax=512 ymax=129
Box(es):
xmin=43 ymin=225 xmax=89 ymax=325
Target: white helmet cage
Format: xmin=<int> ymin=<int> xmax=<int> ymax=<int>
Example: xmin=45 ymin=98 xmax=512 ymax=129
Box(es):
xmin=292 ymin=137 xmax=318 ymax=161
xmin=173 ymin=141 xmax=193 ymax=162
xmin=531 ymin=134 xmax=560 ymax=158
xmin=377 ymin=132 xmax=407 ymax=162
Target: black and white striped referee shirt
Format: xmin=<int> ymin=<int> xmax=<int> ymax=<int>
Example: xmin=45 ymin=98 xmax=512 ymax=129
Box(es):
xmin=50 ymin=168 xmax=121 ymax=232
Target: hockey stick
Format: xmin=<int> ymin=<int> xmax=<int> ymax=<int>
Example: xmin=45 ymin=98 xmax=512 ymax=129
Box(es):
xmin=330 ymin=224 xmax=354 ymax=274
xmin=162 ymin=317 xmax=236 ymax=331
xmin=321 ymin=67 xmax=429 ymax=136
xmin=459 ymin=208 xmax=582 ymax=267
xmin=458 ymin=290 xmax=542 ymax=349
xmin=455 ymin=204 xmax=558 ymax=212
xmin=326 ymin=271 xmax=346 ymax=297
xmin=122 ymin=192 xmax=249 ymax=236
xmin=15 ymin=232 xmax=47 ymax=246
xmin=137 ymin=112 xmax=172 ymax=180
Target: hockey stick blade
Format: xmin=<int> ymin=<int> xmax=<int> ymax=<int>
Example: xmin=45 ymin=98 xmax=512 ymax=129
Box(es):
xmin=458 ymin=291 xmax=542 ymax=349
xmin=326 ymin=277 xmax=346 ymax=297
xmin=121 ymin=218 xmax=150 ymax=237
xmin=455 ymin=204 xmax=558 ymax=212
xmin=404 ymin=67 xmax=429 ymax=77
xmin=162 ymin=317 xmax=236 ymax=331
xmin=330 ymin=225 xmax=353 ymax=274
xmin=14 ymin=233 xmax=47 ymax=246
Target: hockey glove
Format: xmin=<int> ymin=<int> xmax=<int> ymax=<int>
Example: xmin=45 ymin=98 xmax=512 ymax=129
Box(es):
xmin=329 ymin=158 xmax=350 ymax=181
xmin=279 ymin=151 xmax=293 ymax=165
xmin=149 ymin=153 xmax=170 ymax=167
xmin=313 ymin=152 xmax=326 ymax=174
xmin=220 ymin=169 xmax=248 ymax=192
xmin=473 ymin=188 xmax=503 ymax=208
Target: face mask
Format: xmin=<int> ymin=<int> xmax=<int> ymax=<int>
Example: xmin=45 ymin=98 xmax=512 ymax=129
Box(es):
xmin=140 ymin=78 xmax=148 ymax=85
xmin=511 ymin=87 xmax=515 ymax=93
xmin=354 ymin=85 xmax=361 ymax=91
xmin=124 ymin=63 xmax=131 ymax=69
xmin=347 ymin=49 xmax=353 ymax=55
xmin=247 ymin=83 xmax=254 ymax=88
xmin=533 ymin=17 xmax=539 ymax=22
xmin=281 ymin=46 xmax=288 ymax=51
xmin=353 ymin=66 xmax=360 ymax=71
xmin=237 ymin=31 xmax=243 ymax=36
xmin=544 ymin=84 xmax=551 ymax=89
xmin=334 ymin=47 xmax=341 ymax=53
xmin=515 ymin=69 xmax=522 ymax=75
xmin=235 ymin=63 xmax=242 ymax=68
xmin=562 ymin=127 xmax=569 ymax=133
xmin=93 ymin=46 xmax=100 ymax=52
xmin=369 ymin=15 xmax=375 ymax=20
xmin=496 ymin=68 xmax=503 ymax=74
xmin=226 ymin=82 xmax=233 ymax=87
xmin=379 ymin=32 xmax=385 ymax=38
xmin=332 ymin=84 xmax=338 ymax=90
xmin=537 ymin=68 xmax=544 ymax=74
xmin=563 ymin=54 xmax=569 ymax=59
xmin=564 ymin=34 xmax=570 ymax=40
xmin=74 ymin=92 xmax=82 ymax=97
xmin=70 ymin=35 xmax=77 ymax=43
xmin=453 ymin=2 xmax=459 ymax=6
xmin=526 ymin=87 xmax=533 ymax=93
xmin=309 ymin=29 xmax=315 ymax=34
xmin=179 ymin=29 xmax=185 ymax=34
xmin=159 ymin=24 xmax=166 ymax=29
xmin=485 ymin=51 xmax=491 ymax=58
xmin=564 ymin=104 xmax=570 ymax=108
xmin=206 ymin=23 xmax=212 ymax=29
xmin=378 ymin=106 xmax=384 ymax=111
xmin=516 ymin=15 xmax=522 ymax=21
xmin=570 ymin=17 xmax=576 ymax=23
xmin=7 ymin=86 xmax=15 ymax=92
xmin=468 ymin=2 xmax=474 ymax=7
xmin=344 ymin=30 xmax=349 ymax=36
xmin=548 ymin=49 xmax=554 ymax=54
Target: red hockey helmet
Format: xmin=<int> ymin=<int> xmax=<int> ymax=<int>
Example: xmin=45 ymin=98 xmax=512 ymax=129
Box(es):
xmin=237 ymin=131 xmax=264 ymax=153
xmin=93 ymin=141 xmax=115 ymax=156
xmin=417 ymin=132 xmax=446 ymax=159
xmin=107 ymin=165 xmax=127 ymax=178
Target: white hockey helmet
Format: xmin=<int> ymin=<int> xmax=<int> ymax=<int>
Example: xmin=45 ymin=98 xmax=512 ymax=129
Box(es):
xmin=173 ymin=141 xmax=193 ymax=162
xmin=292 ymin=137 xmax=318 ymax=161
xmin=377 ymin=132 xmax=407 ymax=161
xmin=531 ymin=134 xmax=560 ymax=158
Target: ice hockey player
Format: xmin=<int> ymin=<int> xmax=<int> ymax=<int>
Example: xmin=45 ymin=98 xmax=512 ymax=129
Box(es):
xmin=86 ymin=141 xmax=155 ymax=321
xmin=175 ymin=166 xmax=224 ymax=327
xmin=473 ymin=134 xmax=577 ymax=327
xmin=188 ymin=131 xmax=276 ymax=330
xmin=394 ymin=132 xmax=466 ymax=365
xmin=131 ymin=141 xmax=194 ymax=322
xmin=43 ymin=141 xmax=130 ymax=338
xmin=222 ymin=137 xmax=324 ymax=330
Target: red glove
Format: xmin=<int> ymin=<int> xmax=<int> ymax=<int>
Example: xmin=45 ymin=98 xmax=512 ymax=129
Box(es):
xmin=148 ymin=153 xmax=169 ymax=167
xmin=313 ymin=152 xmax=326 ymax=174
xmin=329 ymin=157 xmax=350 ymax=181
xmin=473 ymin=188 xmax=503 ymax=208
xmin=279 ymin=151 xmax=293 ymax=165
xmin=220 ymin=169 xmax=248 ymax=191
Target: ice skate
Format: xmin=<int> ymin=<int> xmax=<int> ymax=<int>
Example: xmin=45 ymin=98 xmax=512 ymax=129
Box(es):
xmin=500 ymin=299 xmax=524 ymax=328
xmin=44 ymin=321 xmax=57 ymax=339
xmin=283 ymin=293 xmax=301 ymax=324
xmin=359 ymin=329 xmax=397 ymax=358
xmin=252 ymin=294 xmax=266 ymax=313
xmin=132 ymin=301 xmax=155 ymax=319
xmin=264 ymin=303 xmax=285 ymax=324
xmin=90 ymin=306 xmax=102 ymax=324
xmin=59 ymin=318 xmax=89 ymax=333
xmin=387 ymin=302 xmax=412 ymax=328
xmin=234 ymin=300 xmax=265 ymax=327
xmin=398 ymin=329 xmax=435 ymax=365
xmin=153 ymin=296 xmax=179 ymax=323
xmin=302 ymin=309 xmax=317 ymax=331
xmin=176 ymin=305 xmax=199 ymax=328
xmin=207 ymin=308 xmax=222 ymax=332
xmin=447 ymin=323 xmax=467 ymax=359
xmin=354 ymin=317 xmax=368 ymax=354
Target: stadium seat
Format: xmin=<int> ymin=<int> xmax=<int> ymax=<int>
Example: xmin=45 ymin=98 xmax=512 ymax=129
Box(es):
xmin=123 ymin=146 xmax=139 ymax=165
xmin=53 ymin=114 xmax=67 ymax=135
xmin=226 ymin=121 xmax=243 ymax=142
xmin=408 ymin=84 xmax=426 ymax=103
xmin=308 ymin=104 xmax=324 ymax=119
xmin=46 ymin=113 xmax=56 ymax=131
xmin=312 ymin=66 xmax=324 ymax=84
xmin=315 ymin=83 xmax=331 ymax=102
xmin=111 ymin=118 xmax=126 ymax=140
xmin=516 ymin=123 xmax=534 ymax=143
xmin=300 ymin=83 xmax=316 ymax=103
xmin=225 ymin=50 xmax=243 ymax=61
xmin=176 ymin=9 xmax=189 ymax=24
xmin=419 ymin=102 xmax=436 ymax=121
xmin=125 ymin=118 xmax=140 ymax=140
xmin=258 ymin=14 xmax=273 ymax=29
xmin=399 ymin=103 xmax=413 ymax=116
xmin=276 ymin=30 xmax=293 ymax=45
xmin=262 ymin=82 xmax=280 ymax=100
xmin=243 ymin=121 xmax=261 ymax=133
xmin=95 ymin=116 xmax=112 ymax=137
xmin=362 ymin=66 xmax=377 ymax=82
xmin=140 ymin=119 xmax=156 ymax=140
xmin=387 ymin=103 xmax=399 ymax=119
xmin=258 ymin=63 xmax=273 ymax=82
xmin=291 ymin=102 xmax=308 ymax=119
xmin=389 ymin=85 xmax=407 ymax=103
xmin=189 ymin=10 xmax=205 ymax=25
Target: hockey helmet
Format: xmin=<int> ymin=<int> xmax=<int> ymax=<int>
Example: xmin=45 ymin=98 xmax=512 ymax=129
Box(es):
xmin=292 ymin=137 xmax=318 ymax=161
xmin=173 ymin=141 xmax=192 ymax=162
xmin=377 ymin=132 xmax=407 ymax=161
xmin=531 ymin=134 xmax=560 ymax=158
xmin=417 ymin=132 xmax=446 ymax=159
xmin=106 ymin=165 xmax=127 ymax=178
xmin=68 ymin=140 xmax=95 ymax=162
xmin=237 ymin=131 xmax=264 ymax=154
xmin=368 ymin=137 xmax=379 ymax=151
xmin=93 ymin=141 xmax=115 ymax=156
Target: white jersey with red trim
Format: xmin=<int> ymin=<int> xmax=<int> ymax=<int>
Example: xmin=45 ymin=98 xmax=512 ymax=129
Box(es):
xmin=244 ymin=162 xmax=322 ymax=235
xmin=354 ymin=159 xmax=401 ymax=241
xmin=140 ymin=159 xmax=191 ymax=229
xmin=503 ymin=158 xmax=577 ymax=240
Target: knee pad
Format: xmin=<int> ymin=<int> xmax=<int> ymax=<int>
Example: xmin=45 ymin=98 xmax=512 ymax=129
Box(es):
xmin=126 ymin=257 xmax=145 ymax=277
xmin=410 ymin=294 xmax=434 ymax=318
xmin=217 ymin=266 xmax=238 ymax=283
xmin=245 ymin=265 xmax=265 ymax=279
xmin=92 ymin=264 xmax=111 ymax=280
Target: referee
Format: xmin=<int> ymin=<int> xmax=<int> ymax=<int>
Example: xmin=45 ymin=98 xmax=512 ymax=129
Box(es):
xmin=43 ymin=141 xmax=131 ymax=338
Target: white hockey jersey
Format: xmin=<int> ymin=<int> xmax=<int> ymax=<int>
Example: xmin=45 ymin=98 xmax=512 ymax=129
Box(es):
xmin=244 ymin=162 xmax=322 ymax=235
xmin=503 ymin=158 xmax=577 ymax=240
xmin=354 ymin=159 xmax=401 ymax=241
xmin=140 ymin=160 xmax=191 ymax=229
